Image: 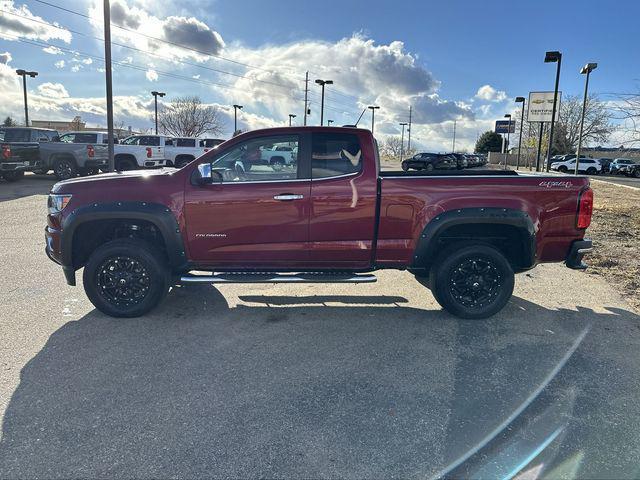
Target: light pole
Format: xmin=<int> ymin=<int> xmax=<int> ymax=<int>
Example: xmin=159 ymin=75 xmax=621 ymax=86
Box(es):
xmin=151 ymin=91 xmax=165 ymax=135
xmin=503 ymin=114 xmax=512 ymax=169
xmin=575 ymin=62 xmax=597 ymax=175
xmin=515 ymin=97 xmax=526 ymax=170
xmin=233 ymin=104 xmax=243 ymax=134
xmin=288 ymin=113 xmax=296 ymax=126
xmin=327 ymin=119 xmax=334 ymax=126
xmin=368 ymin=105 xmax=380 ymax=134
xmin=399 ymin=122 xmax=408 ymax=161
xmin=314 ymin=79 xmax=332 ymax=126
xmin=15 ymin=69 xmax=38 ymax=126
xmin=452 ymin=119 xmax=457 ymax=153
xmin=544 ymin=50 xmax=562 ymax=172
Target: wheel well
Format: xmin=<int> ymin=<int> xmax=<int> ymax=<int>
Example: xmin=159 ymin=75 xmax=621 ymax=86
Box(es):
xmin=114 ymin=154 xmax=136 ymax=163
xmin=71 ymin=218 xmax=168 ymax=269
xmin=52 ymin=154 xmax=76 ymax=165
xmin=175 ymin=154 xmax=195 ymax=161
xmin=422 ymin=223 xmax=531 ymax=271
xmin=269 ymin=156 xmax=285 ymax=163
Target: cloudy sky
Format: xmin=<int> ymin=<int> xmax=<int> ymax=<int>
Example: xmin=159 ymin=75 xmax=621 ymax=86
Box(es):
xmin=0 ymin=0 xmax=638 ymax=151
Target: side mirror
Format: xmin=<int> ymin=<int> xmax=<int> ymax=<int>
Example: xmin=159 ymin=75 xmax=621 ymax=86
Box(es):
xmin=195 ymin=163 xmax=222 ymax=185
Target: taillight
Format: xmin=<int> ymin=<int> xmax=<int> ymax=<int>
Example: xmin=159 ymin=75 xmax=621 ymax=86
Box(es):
xmin=577 ymin=187 xmax=593 ymax=229
xmin=1 ymin=144 xmax=10 ymax=159
xmin=146 ymin=147 xmax=152 ymax=158
xmin=87 ymin=144 xmax=95 ymax=158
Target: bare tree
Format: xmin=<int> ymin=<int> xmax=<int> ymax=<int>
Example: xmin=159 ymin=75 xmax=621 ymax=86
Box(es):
xmin=380 ymin=136 xmax=404 ymax=161
xmin=613 ymin=91 xmax=640 ymax=144
xmin=158 ymin=96 xmax=226 ymax=137
xmin=558 ymin=94 xmax=614 ymax=149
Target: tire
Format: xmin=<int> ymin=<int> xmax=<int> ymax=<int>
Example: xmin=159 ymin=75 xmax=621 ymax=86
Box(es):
xmin=401 ymin=161 xmax=409 ymax=172
xmin=633 ymin=169 xmax=640 ymax=178
xmin=270 ymin=157 xmax=285 ymax=171
xmin=53 ymin=157 xmax=78 ymax=180
xmin=1 ymin=170 xmax=25 ymax=182
xmin=83 ymin=238 xmax=170 ymax=318
xmin=558 ymin=166 xmax=568 ymax=173
xmin=430 ymin=244 xmax=514 ymax=320
xmin=586 ymin=167 xmax=597 ymax=175
xmin=425 ymin=163 xmax=434 ymax=172
xmin=115 ymin=157 xmax=136 ymax=171
xmin=174 ymin=156 xmax=194 ymax=169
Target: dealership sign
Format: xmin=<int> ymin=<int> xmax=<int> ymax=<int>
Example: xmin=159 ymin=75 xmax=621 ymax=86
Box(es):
xmin=495 ymin=120 xmax=515 ymax=134
xmin=527 ymin=91 xmax=561 ymax=122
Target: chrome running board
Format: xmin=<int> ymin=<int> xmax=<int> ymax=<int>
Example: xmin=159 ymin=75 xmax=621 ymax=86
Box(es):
xmin=180 ymin=272 xmax=377 ymax=284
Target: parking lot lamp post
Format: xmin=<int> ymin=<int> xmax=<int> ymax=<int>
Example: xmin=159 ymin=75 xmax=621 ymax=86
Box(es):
xmin=314 ymin=79 xmax=333 ymax=126
xmin=368 ymin=105 xmax=380 ymax=134
xmin=504 ymin=114 xmax=512 ymax=169
xmin=233 ymin=104 xmax=243 ymax=134
xmin=151 ymin=91 xmax=165 ymax=135
xmin=575 ymin=63 xmax=597 ymax=175
xmin=327 ymin=119 xmax=334 ymax=126
xmin=15 ymin=69 xmax=38 ymax=126
xmin=544 ymin=50 xmax=562 ymax=172
xmin=515 ymin=97 xmax=526 ymax=170
xmin=399 ymin=122 xmax=408 ymax=161
xmin=288 ymin=113 xmax=296 ymax=126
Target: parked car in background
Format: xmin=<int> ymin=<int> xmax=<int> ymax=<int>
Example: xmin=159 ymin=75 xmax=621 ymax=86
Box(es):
xmin=609 ymin=158 xmax=637 ymax=174
xmin=619 ymin=163 xmax=640 ymax=177
xmin=401 ymin=152 xmax=456 ymax=171
xmin=0 ymin=126 xmax=40 ymax=182
xmin=448 ymin=153 xmax=468 ymax=169
xmin=596 ymin=158 xmax=612 ymax=174
xmin=550 ymin=157 xmax=602 ymax=175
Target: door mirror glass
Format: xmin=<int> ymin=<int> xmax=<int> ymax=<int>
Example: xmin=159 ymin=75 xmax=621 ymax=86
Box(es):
xmin=196 ymin=163 xmax=222 ymax=185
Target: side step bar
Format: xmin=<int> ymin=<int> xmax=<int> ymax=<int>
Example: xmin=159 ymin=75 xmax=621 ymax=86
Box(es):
xmin=180 ymin=272 xmax=378 ymax=284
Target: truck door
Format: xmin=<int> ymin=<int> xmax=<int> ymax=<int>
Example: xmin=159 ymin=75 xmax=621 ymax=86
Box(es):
xmin=184 ymin=133 xmax=311 ymax=267
xmin=308 ymin=132 xmax=377 ymax=268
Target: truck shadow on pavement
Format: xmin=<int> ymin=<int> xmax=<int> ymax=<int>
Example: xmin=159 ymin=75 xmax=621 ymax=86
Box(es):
xmin=0 ymin=174 xmax=56 ymax=203
xmin=1 ymin=285 xmax=640 ymax=478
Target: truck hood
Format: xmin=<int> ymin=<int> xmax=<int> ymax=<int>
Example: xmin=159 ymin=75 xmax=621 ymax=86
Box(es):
xmin=51 ymin=168 xmax=182 ymax=195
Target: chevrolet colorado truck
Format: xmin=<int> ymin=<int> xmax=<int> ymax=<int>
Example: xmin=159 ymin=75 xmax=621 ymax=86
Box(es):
xmin=45 ymin=127 xmax=593 ymax=319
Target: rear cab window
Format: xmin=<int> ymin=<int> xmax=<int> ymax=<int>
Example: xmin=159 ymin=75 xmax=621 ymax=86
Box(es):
xmin=312 ymin=132 xmax=362 ymax=179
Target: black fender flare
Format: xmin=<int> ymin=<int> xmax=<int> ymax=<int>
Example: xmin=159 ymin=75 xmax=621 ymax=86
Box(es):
xmin=412 ymin=207 xmax=537 ymax=269
xmin=61 ymin=201 xmax=188 ymax=273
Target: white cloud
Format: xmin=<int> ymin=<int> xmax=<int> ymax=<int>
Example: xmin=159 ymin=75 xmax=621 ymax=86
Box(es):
xmin=88 ymin=0 xmax=224 ymax=62
xmin=475 ymin=84 xmax=507 ymax=102
xmin=54 ymin=60 xmax=65 ymax=69
xmin=0 ymin=52 xmax=12 ymax=64
xmin=71 ymin=64 xmax=81 ymax=73
xmin=0 ymin=1 xmax=72 ymax=43
xmin=82 ymin=58 xmax=93 ymax=65
xmin=37 ymin=82 xmax=70 ymax=98
xmin=42 ymin=45 xmax=64 ymax=55
xmin=145 ymin=68 xmax=158 ymax=81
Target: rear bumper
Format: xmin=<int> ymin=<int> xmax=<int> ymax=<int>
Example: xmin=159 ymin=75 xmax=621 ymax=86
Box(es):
xmin=1 ymin=160 xmax=35 ymax=171
xmin=565 ymin=238 xmax=593 ymax=270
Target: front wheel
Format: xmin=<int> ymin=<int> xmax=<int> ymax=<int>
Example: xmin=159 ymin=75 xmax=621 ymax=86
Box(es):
xmin=430 ymin=244 xmax=514 ymax=319
xmin=425 ymin=163 xmax=434 ymax=172
xmin=558 ymin=166 xmax=568 ymax=173
xmin=53 ymin=157 xmax=77 ymax=180
xmin=586 ymin=167 xmax=597 ymax=175
xmin=83 ymin=239 xmax=170 ymax=318
xmin=401 ymin=161 xmax=409 ymax=172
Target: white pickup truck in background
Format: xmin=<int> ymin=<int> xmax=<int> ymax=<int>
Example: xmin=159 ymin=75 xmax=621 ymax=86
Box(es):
xmin=61 ymin=133 xmax=226 ymax=170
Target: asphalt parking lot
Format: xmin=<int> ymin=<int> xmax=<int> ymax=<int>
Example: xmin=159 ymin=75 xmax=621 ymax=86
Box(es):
xmin=1 ymin=175 xmax=640 ymax=478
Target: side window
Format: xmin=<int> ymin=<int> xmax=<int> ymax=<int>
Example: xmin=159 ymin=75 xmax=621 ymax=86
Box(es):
xmin=74 ymin=133 xmax=97 ymax=143
xmin=59 ymin=133 xmax=75 ymax=143
xmin=312 ymin=133 xmax=362 ymax=179
xmin=165 ymin=138 xmax=174 ymax=146
xmin=176 ymin=138 xmax=196 ymax=147
xmin=211 ymin=135 xmax=299 ymax=183
xmin=139 ymin=136 xmax=160 ymax=146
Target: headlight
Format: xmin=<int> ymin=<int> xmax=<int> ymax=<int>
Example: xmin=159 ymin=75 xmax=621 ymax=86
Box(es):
xmin=48 ymin=194 xmax=72 ymax=214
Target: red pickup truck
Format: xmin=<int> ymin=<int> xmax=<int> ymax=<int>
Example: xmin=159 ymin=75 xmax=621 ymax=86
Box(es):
xmin=45 ymin=127 xmax=593 ymax=319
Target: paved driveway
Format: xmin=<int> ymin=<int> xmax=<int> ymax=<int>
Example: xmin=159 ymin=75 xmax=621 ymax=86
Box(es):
xmin=1 ymin=175 xmax=639 ymax=478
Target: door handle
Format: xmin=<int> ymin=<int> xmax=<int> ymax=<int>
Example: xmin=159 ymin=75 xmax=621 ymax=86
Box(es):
xmin=273 ymin=194 xmax=304 ymax=201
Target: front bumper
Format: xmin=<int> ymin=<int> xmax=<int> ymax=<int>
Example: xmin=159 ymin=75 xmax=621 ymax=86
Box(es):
xmin=45 ymin=224 xmax=76 ymax=286
xmin=565 ymin=238 xmax=593 ymax=270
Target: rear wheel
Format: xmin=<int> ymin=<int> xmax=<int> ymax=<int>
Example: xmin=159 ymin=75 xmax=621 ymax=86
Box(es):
xmin=270 ymin=157 xmax=285 ymax=171
xmin=425 ymin=163 xmax=434 ymax=172
xmin=53 ymin=157 xmax=77 ymax=180
xmin=174 ymin=156 xmax=194 ymax=169
xmin=115 ymin=157 xmax=136 ymax=171
xmin=558 ymin=166 xmax=568 ymax=173
xmin=430 ymin=244 xmax=514 ymax=319
xmin=633 ymin=169 xmax=640 ymax=178
xmin=1 ymin=170 xmax=25 ymax=182
xmin=83 ymin=238 xmax=170 ymax=318
xmin=401 ymin=161 xmax=409 ymax=171
xmin=586 ymin=167 xmax=597 ymax=175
